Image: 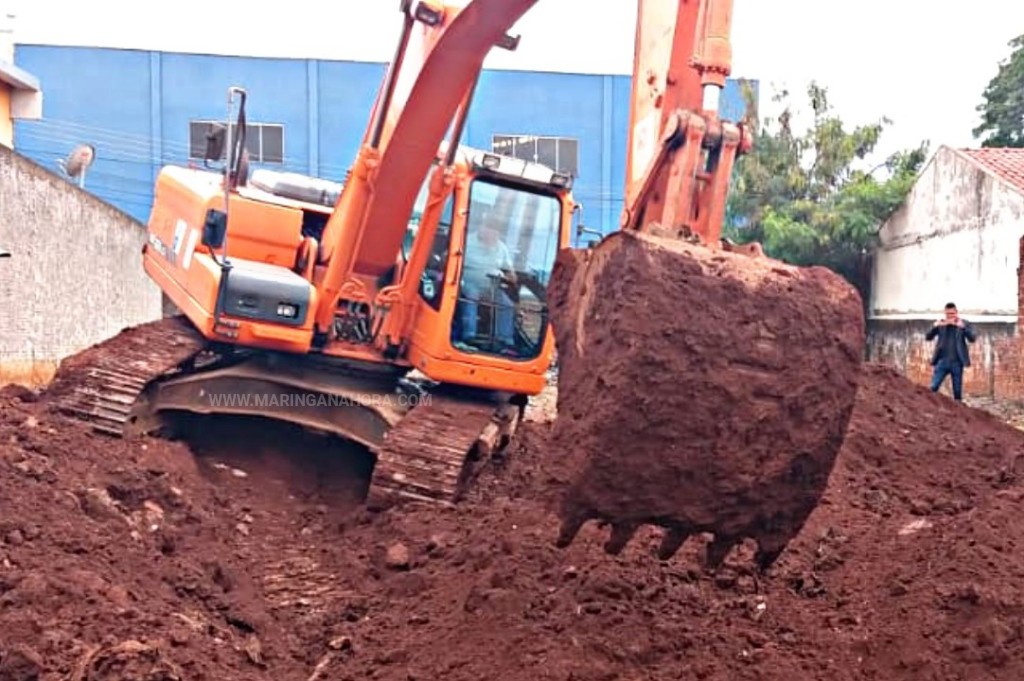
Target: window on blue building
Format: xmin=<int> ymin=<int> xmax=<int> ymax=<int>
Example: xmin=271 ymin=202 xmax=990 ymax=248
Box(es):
xmin=491 ymin=135 xmax=579 ymax=178
xmin=189 ymin=121 xmax=285 ymax=165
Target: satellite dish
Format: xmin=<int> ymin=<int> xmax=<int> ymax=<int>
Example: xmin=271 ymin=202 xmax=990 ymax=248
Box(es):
xmin=57 ymin=143 xmax=96 ymax=188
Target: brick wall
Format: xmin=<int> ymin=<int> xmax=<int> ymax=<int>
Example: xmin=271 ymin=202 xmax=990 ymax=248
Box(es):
xmin=0 ymin=145 xmax=163 ymax=387
xmin=866 ymin=319 xmax=1022 ymax=399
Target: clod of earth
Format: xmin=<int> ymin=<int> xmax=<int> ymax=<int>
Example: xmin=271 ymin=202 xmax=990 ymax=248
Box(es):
xmin=546 ymin=230 xmax=865 ymax=568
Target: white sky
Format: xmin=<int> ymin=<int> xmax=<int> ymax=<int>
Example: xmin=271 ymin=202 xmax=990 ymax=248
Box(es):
xmin=6 ymin=0 xmax=1024 ymax=165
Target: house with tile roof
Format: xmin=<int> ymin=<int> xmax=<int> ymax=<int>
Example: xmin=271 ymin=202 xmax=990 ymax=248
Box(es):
xmin=867 ymin=145 xmax=1024 ymax=399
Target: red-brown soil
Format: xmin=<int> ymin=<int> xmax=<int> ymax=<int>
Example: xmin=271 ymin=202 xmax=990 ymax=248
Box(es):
xmin=546 ymin=231 xmax=865 ymax=566
xmin=2 ymin=362 xmax=1024 ymax=680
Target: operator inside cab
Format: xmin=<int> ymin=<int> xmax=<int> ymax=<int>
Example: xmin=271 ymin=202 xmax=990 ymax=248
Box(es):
xmin=453 ymin=204 xmax=520 ymax=357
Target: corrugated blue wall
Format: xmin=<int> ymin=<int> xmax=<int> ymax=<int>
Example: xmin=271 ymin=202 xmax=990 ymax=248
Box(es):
xmin=14 ymin=45 xmax=756 ymax=240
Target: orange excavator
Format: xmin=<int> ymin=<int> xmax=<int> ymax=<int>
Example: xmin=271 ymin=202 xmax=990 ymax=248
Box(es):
xmin=54 ymin=0 xmax=828 ymax=540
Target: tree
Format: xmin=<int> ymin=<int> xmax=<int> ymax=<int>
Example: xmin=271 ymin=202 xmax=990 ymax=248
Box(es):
xmin=724 ymin=82 xmax=928 ymax=304
xmin=974 ymin=34 xmax=1024 ymax=148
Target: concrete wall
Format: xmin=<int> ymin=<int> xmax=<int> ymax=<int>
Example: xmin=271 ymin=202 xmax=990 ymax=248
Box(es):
xmin=11 ymin=45 xmax=756 ymax=240
xmin=0 ymin=144 xmax=163 ymax=387
xmin=871 ymin=146 xmax=1024 ymax=318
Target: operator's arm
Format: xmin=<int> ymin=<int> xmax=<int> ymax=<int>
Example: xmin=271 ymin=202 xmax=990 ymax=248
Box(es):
xmin=498 ymin=243 xmax=517 ymax=282
xmin=499 ymin=242 xmax=514 ymax=271
xmin=925 ymin=322 xmax=941 ymax=340
xmin=963 ymin=321 xmax=977 ymax=342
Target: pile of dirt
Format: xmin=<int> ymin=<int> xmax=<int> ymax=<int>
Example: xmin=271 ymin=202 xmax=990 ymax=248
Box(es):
xmin=2 ymin=361 xmax=1024 ymax=680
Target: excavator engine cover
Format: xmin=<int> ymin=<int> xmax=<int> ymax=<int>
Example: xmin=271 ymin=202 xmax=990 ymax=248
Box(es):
xmin=547 ymin=230 xmax=864 ymax=569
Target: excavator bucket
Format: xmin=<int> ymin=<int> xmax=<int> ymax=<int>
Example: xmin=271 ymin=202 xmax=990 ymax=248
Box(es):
xmin=547 ymin=230 xmax=865 ymax=570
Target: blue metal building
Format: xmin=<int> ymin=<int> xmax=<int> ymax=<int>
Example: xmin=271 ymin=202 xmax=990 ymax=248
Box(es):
xmin=13 ymin=45 xmax=756 ymax=238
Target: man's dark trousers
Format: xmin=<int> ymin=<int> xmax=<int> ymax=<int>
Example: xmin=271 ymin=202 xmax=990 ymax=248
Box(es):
xmin=929 ymin=358 xmax=964 ymax=400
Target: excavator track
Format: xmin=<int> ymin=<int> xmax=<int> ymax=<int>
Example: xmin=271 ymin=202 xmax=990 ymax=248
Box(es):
xmin=48 ymin=318 xmax=522 ymax=509
xmin=367 ymin=393 xmax=521 ymax=508
xmin=48 ymin=317 xmax=208 ymax=436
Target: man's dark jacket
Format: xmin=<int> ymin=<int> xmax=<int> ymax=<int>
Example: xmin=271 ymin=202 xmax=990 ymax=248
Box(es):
xmin=925 ymin=321 xmax=976 ymax=367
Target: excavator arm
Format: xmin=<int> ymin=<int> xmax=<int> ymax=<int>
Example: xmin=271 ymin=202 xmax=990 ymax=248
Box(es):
xmin=622 ymin=0 xmax=752 ymax=244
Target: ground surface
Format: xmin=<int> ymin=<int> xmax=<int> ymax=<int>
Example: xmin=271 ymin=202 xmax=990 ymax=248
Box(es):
xmin=2 ymin=363 xmax=1024 ymax=680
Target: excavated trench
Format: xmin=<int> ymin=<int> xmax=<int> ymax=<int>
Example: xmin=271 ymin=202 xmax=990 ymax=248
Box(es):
xmin=160 ymin=412 xmax=377 ymax=511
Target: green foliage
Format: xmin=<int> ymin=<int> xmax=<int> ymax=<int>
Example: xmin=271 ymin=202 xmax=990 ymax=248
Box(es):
xmin=724 ymin=82 xmax=928 ymax=300
xmin=974 ymin=34 xmax=1024 ymax=148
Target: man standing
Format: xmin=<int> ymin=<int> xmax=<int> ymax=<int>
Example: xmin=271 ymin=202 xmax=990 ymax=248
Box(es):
xmin=925 ymin=302 xmax=976 ymax=401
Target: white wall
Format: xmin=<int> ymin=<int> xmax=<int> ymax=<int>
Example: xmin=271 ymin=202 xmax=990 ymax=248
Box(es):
xmin=0 ymin=146 xmax=163 ymax=386
xmin=871 ymin=147 xmax=1024 ymax=318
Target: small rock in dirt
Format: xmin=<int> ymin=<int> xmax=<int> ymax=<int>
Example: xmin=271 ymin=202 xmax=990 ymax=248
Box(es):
xmin=107 ymin=584 xmax=132 ymax=609
xmin=142 ymin=501 xmax=165 ymax=524
xmin=385 ymin=543 xmax=410 ymax=570
xmin=898 ymin=518 xmax=933 ymax=536
xmin=3 ymin=530 xmax=24 ymax=547
xmin=230 ymin=468 xmax=248 ymax=479
xmin=235 ymin=523 xmax=251 ymax=537
xmin=328 ymin=636 xmax=352 ymax=651
xmin=168 ymin=627 xmax=191 ymax=647
xmin=909 ymin=499 xmax=932 ymax=516
xmin=21 ymin=416 xmax=38 ymax=429
xmin=745 ymin=631 xmax=769 ymax=648
xmin=79 ymin=488 xmax=124 ymax=523
xmin=0 ymin=644 xmax=43 ymax=681
xmin=242 ymin=634 xmax=264 ymax=667
xmin=714 ymin=570 xmax=738 ymax=589
xmin=20 ymin=525 xmax=40 ymax=541
xmin=74 ymin=640 xmax=183 ymax=681
xmin=11 ymin=457 xmax=54 ymax=483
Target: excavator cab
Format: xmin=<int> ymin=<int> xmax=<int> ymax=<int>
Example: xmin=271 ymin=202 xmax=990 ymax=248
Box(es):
xmin=401 ymin=148 xmax=574 ymax=394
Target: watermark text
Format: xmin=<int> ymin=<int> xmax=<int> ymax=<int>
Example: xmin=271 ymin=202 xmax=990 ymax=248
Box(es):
xmin=204 ymin=391 xmax=430 ymax=409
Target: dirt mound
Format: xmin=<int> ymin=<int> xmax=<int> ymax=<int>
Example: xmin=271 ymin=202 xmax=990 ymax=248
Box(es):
xmin=546 ymin=231 xmax=864 ymax=566
xmin=771 ymin=363 xmax=1024 ymax=679
xmin=3 ymin=360 xmax=1024 ymax=680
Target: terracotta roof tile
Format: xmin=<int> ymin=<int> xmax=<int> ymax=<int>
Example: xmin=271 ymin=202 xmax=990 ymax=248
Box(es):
xmin=958 ymin=147 xmax=1024 ymax=194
